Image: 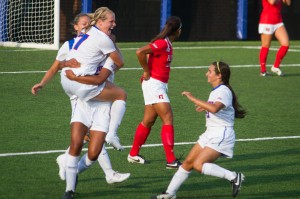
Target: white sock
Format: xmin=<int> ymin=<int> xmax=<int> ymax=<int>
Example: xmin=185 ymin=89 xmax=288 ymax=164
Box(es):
xmin=65 ymin=154 xmax=79 ymax=192
xmin=107 ymin=100 xmax=126 ymax=139
xmin=98 ymin=145 xmax=114 ymax=177
xmin=202 ymin=163 xmax=236 ymax=181
xmin=166 ymin=166 xmax=191 ymax=195
xmin=77 ymin=153 xmax=95 ymax=174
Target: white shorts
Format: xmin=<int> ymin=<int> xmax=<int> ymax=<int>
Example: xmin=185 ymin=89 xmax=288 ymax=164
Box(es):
xmin=71 ymin=98 xmax=111 ymax=132
xmin=60 ymin=68 xmax=106 ymax=102
xmin=258 ymin=23 xmax=284 ymax=35
xmin=197 ymin=126 xmax=235 ymax=158
xmin=142 ymin=77 xmax=170 ymax=105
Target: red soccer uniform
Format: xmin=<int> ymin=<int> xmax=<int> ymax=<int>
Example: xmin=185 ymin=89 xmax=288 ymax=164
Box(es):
xmin=259 ymin=0 xmax=283 ymax=24
xmin=148 ymin=38 xmax=173 ymax=83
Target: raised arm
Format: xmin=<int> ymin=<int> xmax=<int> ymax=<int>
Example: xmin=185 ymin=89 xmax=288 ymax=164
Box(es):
xmin=182 ymin=91 xmax=225 ymax=113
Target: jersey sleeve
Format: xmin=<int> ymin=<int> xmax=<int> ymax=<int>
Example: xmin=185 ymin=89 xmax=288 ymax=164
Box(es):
xmin=56 ymin=41 xmax=70 ymax=61
xmin=99 ymin=34 xmax=116 ymax=55
xmin=214 ymin=86 xmax=232 ymax=108
xmin=149 ymin=39 xmax=167 ymax=54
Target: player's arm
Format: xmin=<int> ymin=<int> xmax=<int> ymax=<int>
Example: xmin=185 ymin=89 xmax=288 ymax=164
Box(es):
xmin=136 ymin=45 xmax=152 ymax=80
xmin=65 ymin=68 xmax=112 ymax=85
xmin=182 ymin=91 xmax=225 ymax=113
xmin=31 ymin=60 xmax=60 ymax=95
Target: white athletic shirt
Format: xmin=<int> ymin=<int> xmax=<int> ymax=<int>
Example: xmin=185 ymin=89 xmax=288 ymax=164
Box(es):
xmin=66 ymin=26 xmax=116 ymax=76
xmin=206 ymin=84 xmax=234 ymax=127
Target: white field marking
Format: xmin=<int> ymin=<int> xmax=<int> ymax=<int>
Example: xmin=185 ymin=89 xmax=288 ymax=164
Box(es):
xmin=0 ymin=135 xmax=299 ymax=157
xmin=1 ymin=63 xmax=300 ymax=74
xmin=1 ymin=45 xmax=300 ymax=52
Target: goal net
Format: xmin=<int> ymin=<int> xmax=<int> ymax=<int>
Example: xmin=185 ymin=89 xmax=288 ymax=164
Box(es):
xmin=0 ymin=0 xmax=60 ymax=50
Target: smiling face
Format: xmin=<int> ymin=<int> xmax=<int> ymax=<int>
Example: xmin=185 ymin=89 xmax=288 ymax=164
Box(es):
xmin=206 ymin=64 xmax=222 ymax=87
xmin=97 ymin=12 xmax=116 ymax=36
xmin=74 ymin=15 xmax=91 ymax=35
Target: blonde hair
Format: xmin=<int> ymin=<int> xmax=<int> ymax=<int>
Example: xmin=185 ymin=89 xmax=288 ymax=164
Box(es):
xmin=85 ymin=7 xmax=114 ymax=32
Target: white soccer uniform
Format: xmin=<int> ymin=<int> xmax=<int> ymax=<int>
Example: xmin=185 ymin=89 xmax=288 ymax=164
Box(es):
xmin=60 ymin=26 xmax=116 ymax=101
xmin=197 ymin=85 xmax=235 ymax=158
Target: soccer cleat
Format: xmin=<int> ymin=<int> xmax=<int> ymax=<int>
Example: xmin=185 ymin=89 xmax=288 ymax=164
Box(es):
xmin=56 ymin=154 xmax=66 ymax=181
xmin=106 ymin=135 xmax=124 ymax=151
xmin=271 ymin=66 xmax=285 ymax=76
xmin=61 ymin=190 xmax=75 ymax=199
xmin=260 ymin=72 xmax=270 ymax=77
xmin=231 ymin=172 xmax=245 ymax=198
xmin=127 ymin=154 xmax=146 ymax=164
xmin=155 ymin=191 xmax=176 ymax=199
xmin=106 ymin=171 xmax=131 ymax=184
xmin=166 ymin=159 xmax=182 ymax=169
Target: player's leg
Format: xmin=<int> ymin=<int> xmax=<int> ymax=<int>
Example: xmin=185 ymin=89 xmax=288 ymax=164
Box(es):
xmin=272 ymin=25 xmax=289 ymax=75
xmin=128 ymin=105 xmax=157 ymax=164
xmin=259 ymin=33 xmax=272 ymax=75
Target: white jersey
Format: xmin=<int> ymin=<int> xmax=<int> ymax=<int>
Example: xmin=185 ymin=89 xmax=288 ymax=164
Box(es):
xmin=206 ymin=85 xmax=234 ymax=127
xmin=66 ymin=26 xmax=116 ymax=76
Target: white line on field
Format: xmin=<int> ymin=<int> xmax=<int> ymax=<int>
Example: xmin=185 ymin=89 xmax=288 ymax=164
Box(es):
xmin=0 ymin=63 xmax=300 ymax=74
xmin=0 ymin=135 xmax=299 ymax=157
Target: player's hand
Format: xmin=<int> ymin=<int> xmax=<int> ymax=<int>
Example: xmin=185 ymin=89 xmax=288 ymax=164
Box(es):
xmin=195 ymin=105 xmax=205 ymax=112
xmin=65 ymin=58 xmax=80 ymax=68
xmin=65 ymin=70 xmax=77 ymax=80
xmin=142 ymin=72 xmax=150 ymax=81
xmin=181 ymin=91 xmax=192 ymax=97
xmin=31 ymin=83 xmax=43 ymax=95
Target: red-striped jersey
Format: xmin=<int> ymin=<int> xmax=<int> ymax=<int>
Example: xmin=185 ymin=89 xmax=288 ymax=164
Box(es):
xmin=148 ymin=37 xmax=172 ymax=83
xmin=259 ymin=0 xmax=283 ymax=24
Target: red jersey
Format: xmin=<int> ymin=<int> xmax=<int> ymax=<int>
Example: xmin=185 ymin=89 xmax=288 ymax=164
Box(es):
xmin=259 ymin=0 xmax=283 ymax=24
xmin=148 ymin=37 xmax=173 ymax=83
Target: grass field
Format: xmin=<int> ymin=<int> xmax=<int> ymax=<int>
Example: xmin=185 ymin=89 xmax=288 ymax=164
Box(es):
xmin=0 ymin=41 xmax=300 ymax=199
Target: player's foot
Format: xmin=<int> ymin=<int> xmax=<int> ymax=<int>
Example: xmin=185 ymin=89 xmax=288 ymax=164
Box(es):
xmin=166 ymin=159 xmax=182 ymax=169
xmin=106 ymin=171 xmax=130 ymax=184
xmin=155 ymin=191 xmax=176 ymax=199
xmin=231 ymin=172 xmax=245 ymax=198
xmin=61 ymin=190 xmax=75 ymax=199
xmin=106 ymin=135 xmax=124 ymax=151
xmin=127 ymin=154 xmax=146 ymax=164
xmin=56 ymin=154 xmax=66 ymax=181
xmin=271 ymin=66 xmax=285 ymax=76
xmin=260 ymin=71 xmax=271 ymax=77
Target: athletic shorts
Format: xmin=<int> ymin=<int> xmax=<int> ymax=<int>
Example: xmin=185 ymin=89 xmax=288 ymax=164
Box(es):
xmin=197 ymin=126 xmax=235 ymax=158
xmin=71 ymin=98 xmax=111 ymax=132
xmin=258 ymin=23 xmax=284 ymax=35
xmin=60 ymin=68 xmax=106 ymax=102
xmin=142 ymin=77 xmax=170 ymax=105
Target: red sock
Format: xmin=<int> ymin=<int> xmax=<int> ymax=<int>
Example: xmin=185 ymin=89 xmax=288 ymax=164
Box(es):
xmin=129 ymin=123 xmax=151 ymax=156
xmin=259 ymin=47 xmax=269 ymax=73
xmin=161 ymin=125 xmax=176 ymax=163
xmin=274 ymin=46 xmax=289 ymax=68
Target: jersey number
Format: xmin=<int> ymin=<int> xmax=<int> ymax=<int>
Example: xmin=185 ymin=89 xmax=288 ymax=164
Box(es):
xmin=73 ymin=34 xmax=90 ymax=50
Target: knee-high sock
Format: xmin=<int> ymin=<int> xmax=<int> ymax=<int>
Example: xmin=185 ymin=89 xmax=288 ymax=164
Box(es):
xmin=259 ymin=47 xmax=269 ymax=73
xmin=274 ymin=46 xmax=289 ymax=68
xmin=161 ymin=125 xmax=176 ymax=163
xmin=97 ymin=145 xmax=114 ymax=177
xmin=106 ymin=100 xmax=126 ymax=139
xmin=77 ymin=153 xmax=95 ymax=174
xmin=65 ymin=154 xmax=79 ymax=192
xmin=129 ymin=123 xmax=151 ymax=156
xmin=166 ymin=166 xmax=191 ymax=195
xmin=202 ymin=163 xmax=236 ymax=181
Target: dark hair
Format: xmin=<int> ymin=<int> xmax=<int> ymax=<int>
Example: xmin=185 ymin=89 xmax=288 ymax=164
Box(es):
xmin=212 ymin=61 xmax=247 ymax=118
xmin=150 ymin=16 xmax=182 ymax=43
xmin=70 ymin=13 xmax=90 ymax=35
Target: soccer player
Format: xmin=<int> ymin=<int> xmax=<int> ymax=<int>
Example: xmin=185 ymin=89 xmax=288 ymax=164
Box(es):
xmin=127 ymin=16 xmax=182 ymax=169
xmin=259 ymin=0 xmax=292 ymax=76
xmin=156 ymin=61 xmax=246 ymax=199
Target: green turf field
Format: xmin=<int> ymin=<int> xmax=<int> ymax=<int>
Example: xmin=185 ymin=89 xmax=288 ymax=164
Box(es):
xmin=0 ymin=41 xmax=300 ymax=198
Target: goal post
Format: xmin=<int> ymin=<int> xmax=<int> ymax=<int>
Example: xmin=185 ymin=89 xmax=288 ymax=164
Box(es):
xmin=0 ymin=0 xmax=60 ymax=50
